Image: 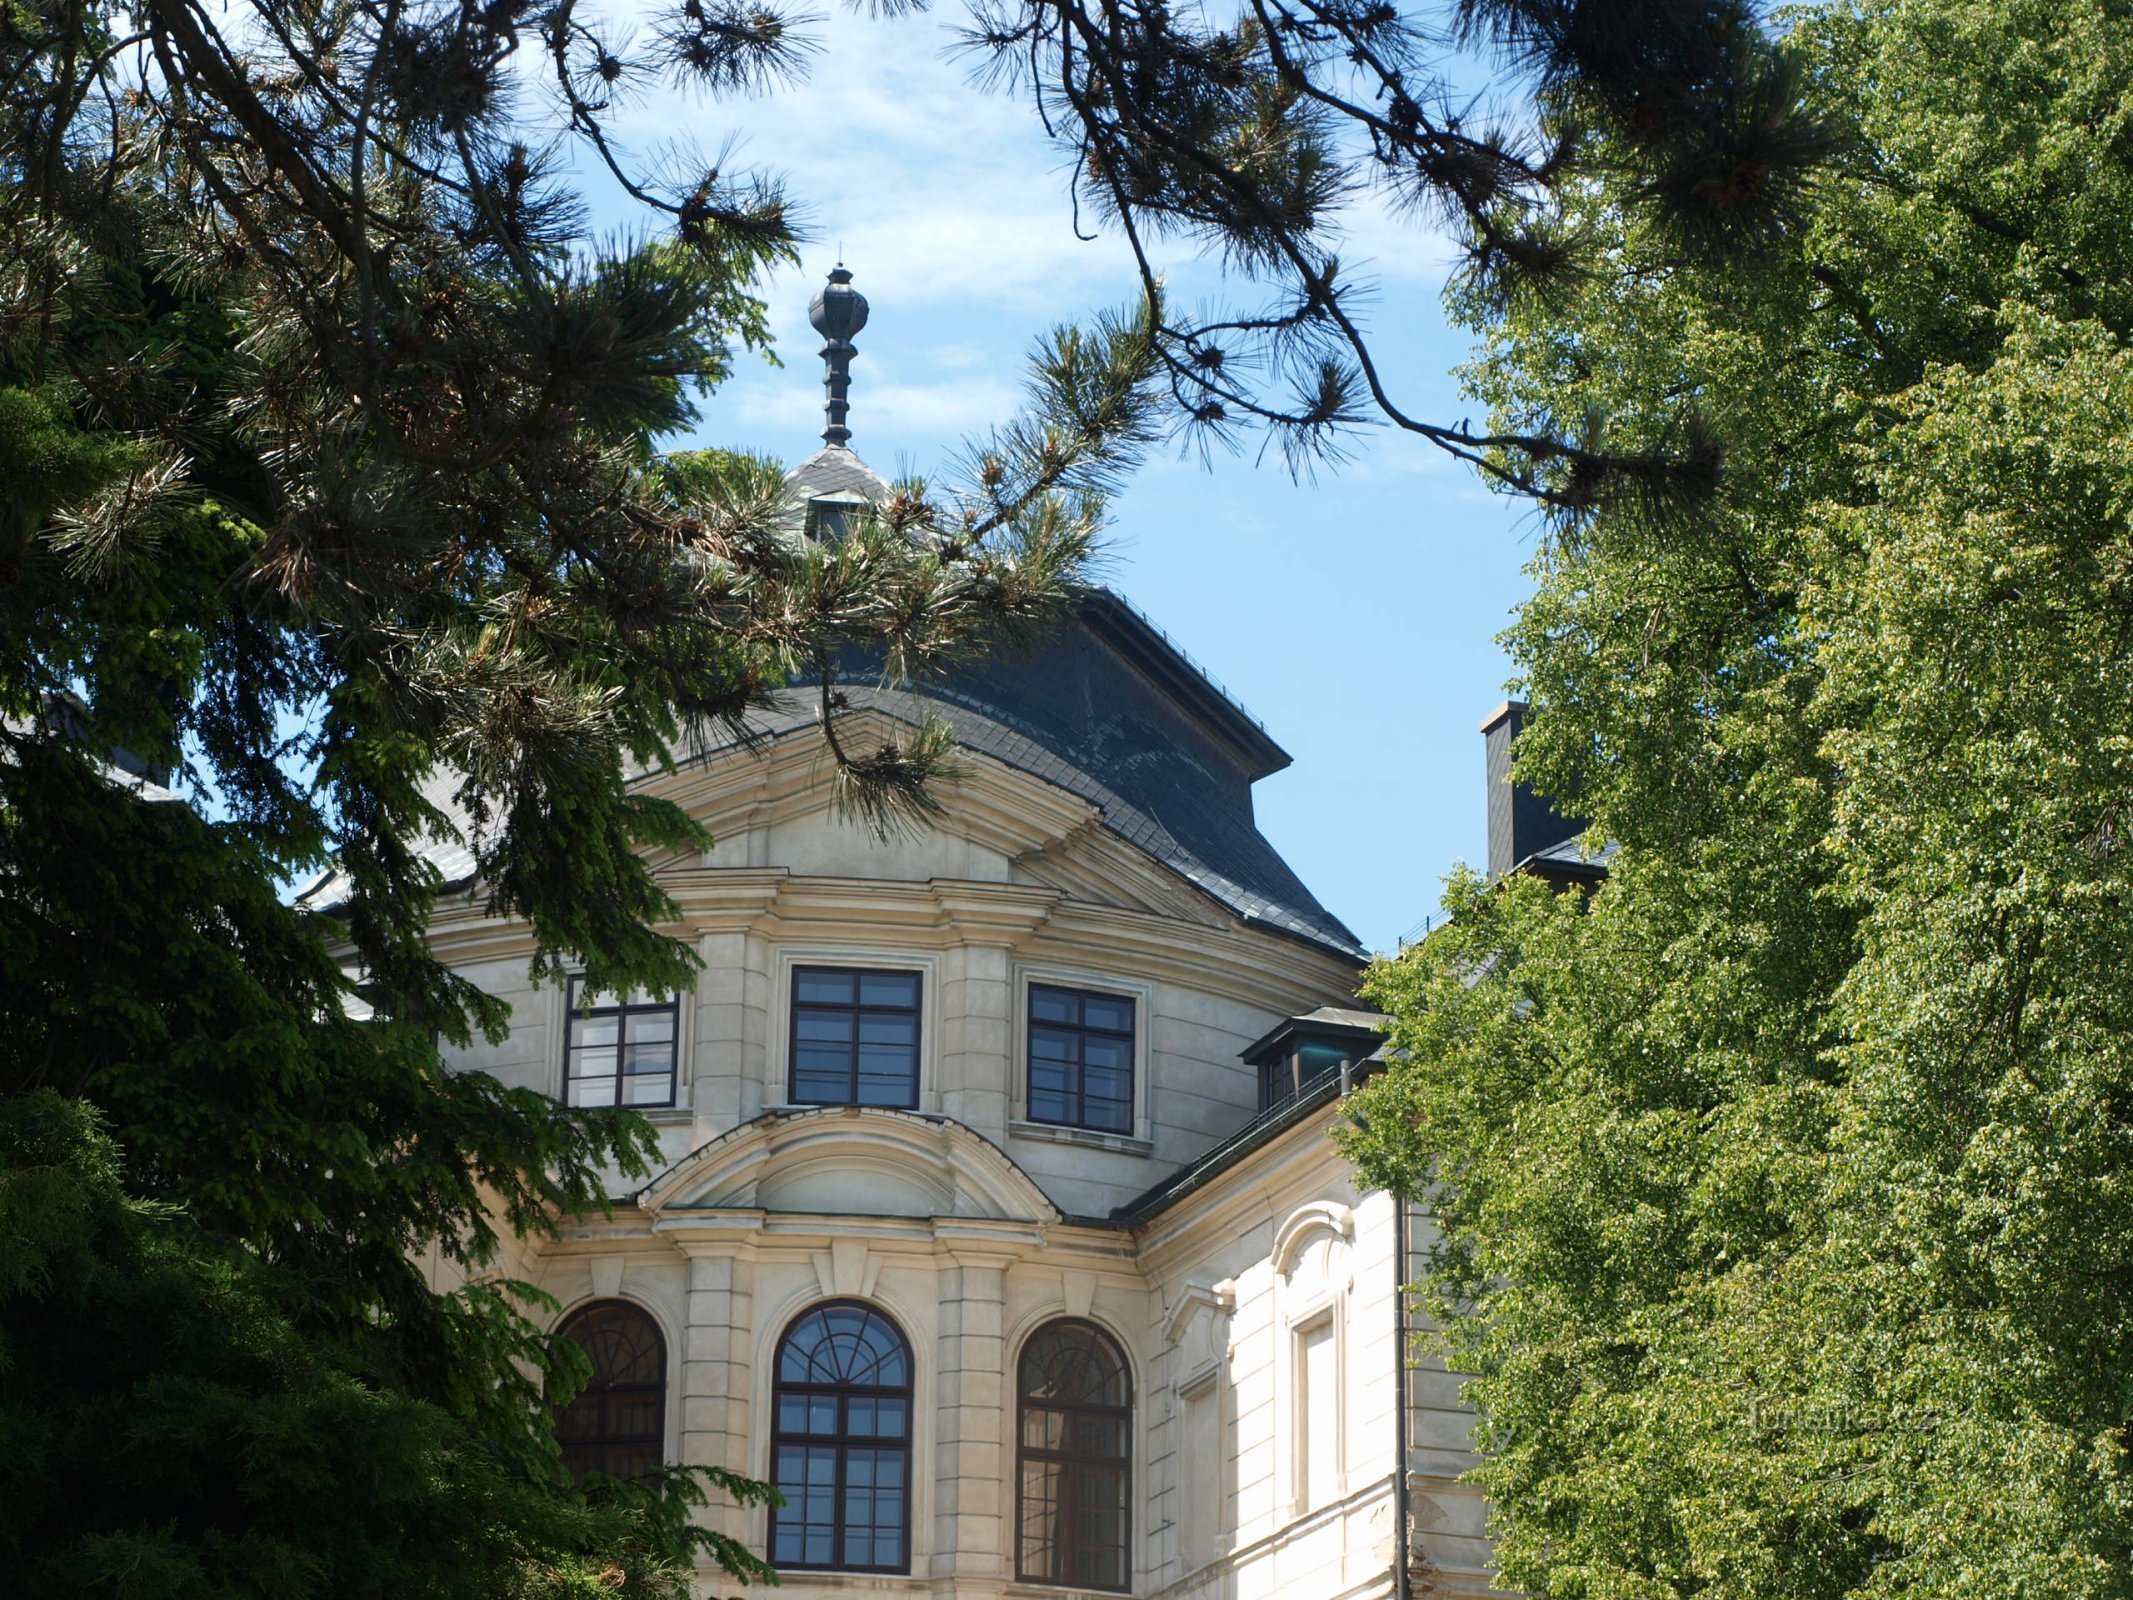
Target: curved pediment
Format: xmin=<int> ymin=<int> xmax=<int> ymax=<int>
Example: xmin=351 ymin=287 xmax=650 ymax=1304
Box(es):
xmin=638 ymin=1106 xmax=1061 ymax=1225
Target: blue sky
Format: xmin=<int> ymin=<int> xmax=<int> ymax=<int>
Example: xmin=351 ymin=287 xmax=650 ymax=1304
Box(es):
xmin=568 ymin=7 xmax=1537 ymax=953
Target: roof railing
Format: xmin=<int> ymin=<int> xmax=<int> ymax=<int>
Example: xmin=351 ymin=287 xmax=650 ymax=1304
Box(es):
xmin=1107 ymin=1059 xmax=1367 ymax=1227
xmin=1100 ymin=588 xmax=1271 ymax=737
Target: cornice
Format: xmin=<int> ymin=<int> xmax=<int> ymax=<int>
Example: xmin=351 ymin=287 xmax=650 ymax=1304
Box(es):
xmin=416 ymin=864 xmax=1356 ymax=1015
xmin=1131 ymin=1110 xmax=1361 ymax=1275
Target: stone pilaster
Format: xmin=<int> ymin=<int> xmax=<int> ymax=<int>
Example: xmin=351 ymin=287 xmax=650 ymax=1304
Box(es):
xmin=932 ymin=1253 xmax=1011 ymax=1579
xmin=679 ymin=1247 xmax=756 ymax=1541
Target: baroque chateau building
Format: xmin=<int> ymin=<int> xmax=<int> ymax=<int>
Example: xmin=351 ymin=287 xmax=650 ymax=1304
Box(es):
xmin=324 ymin=269 xmax=1532 ymax=1600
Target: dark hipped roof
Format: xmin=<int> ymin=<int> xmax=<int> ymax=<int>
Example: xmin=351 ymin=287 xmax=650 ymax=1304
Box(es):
xmin=710 ymin=597 xmax=1363 ymax=959
xmin=298 ymin=454 xmax=1363 ymax=959
xmin=773 ymin=447 xmax=1360 ymax=957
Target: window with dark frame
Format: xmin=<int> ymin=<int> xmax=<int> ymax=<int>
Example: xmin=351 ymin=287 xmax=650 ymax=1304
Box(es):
xmin=790 ymin=966 xmax=921 ymax=1108
xmin=1027 ymin=984 xmax=1135 ymax=1134
xmin=1257 ymin=1049 xmax=1293 ymax=1111
xmin=552 ymin=1301 xmax=667 ymax=1483
xmin=565 ymin=978 xmax=679 ymax=1108
xmin=1017 ymin=1319 xmax=1132 ymax=1591
xmin=1258 ymin=1040 xmax=1356 ymax=1111
xmin=770 ymin=1301 xmax=913 ymax=1573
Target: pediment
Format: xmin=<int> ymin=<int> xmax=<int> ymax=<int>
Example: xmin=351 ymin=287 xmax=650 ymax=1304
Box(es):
xmin=634 ymin=708 xmax=1237 ymax=929
xmin=639 ymin=1106 xmax=1060 ymax=1225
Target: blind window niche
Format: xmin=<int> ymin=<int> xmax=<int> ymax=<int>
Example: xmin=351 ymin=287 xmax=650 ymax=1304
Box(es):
xmin=791 ymin=966 xmax=922 ymax=1109
xmin=552 ymin=1301 xmax=667 ymax=1483
xmin=1016 ymin=1320 xmax=1132 ymax=1591
xmin=565 ymin=979 xmax=679 ymax=1109
xmin=1295 ymin=1314 xmax=1340 ymax=1512
xmin=1182 ymin=1377 xmax=1224 ymax=1568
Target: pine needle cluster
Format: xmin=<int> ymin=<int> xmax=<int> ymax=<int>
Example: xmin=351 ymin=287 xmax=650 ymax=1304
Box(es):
xmin=960 ymin=0 xmax=1827 ymax=501
xmin=0 ymin=2 xmax=1159 ymax=1592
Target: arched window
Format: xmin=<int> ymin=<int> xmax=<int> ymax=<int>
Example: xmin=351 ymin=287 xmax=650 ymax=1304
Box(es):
xmin=1017 ymin=1319 xmax=1131 ymax=1590
xmin=770 ymin=1301 xmax=913 ymax=1572
xmin=553 ymin=1301 xmax=666 ymax=1482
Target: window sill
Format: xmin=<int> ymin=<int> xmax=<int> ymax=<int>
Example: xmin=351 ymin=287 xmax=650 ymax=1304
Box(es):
xmin=1008 ymin=1119 xmax=1153 ymax=1157
xmin=761 ymin=1100 xmax=923 ymax=1117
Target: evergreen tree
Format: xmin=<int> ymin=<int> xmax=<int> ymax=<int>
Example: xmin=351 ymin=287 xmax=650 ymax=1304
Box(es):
xmin=1 ymin=2 xmax=1160 ymax=1593
xmin=1341 ymin=1 xmax=2133 ymax=1595
xmin=962 ymin=0 xmax=1826 ymax=476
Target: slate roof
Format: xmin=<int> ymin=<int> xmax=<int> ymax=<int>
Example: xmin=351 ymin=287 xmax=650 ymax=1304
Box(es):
xmin=690 ymin=613 xmax=1362 ymax=958
xmin=1520 ymin=834 xmax=1615 ymax=883
xmin=298 ymin=451 xmax=1364 ymax=961
xmin=786 ymin=446 xmax=892 ymax=504
xmin=763 ymin=450 xmax=1359 ymax=955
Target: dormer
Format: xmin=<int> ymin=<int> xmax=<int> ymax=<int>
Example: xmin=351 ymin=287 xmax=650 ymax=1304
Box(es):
xmin=1242 ymin=1007 xmax=1386 ymax=1110
xmin=805 ymin=489 xmax=872 ymax=540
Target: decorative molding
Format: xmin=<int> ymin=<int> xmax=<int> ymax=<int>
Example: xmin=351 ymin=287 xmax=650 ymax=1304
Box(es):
xmin=1061 ymin=1269 xmax=1099 ymax=1320
xmin=1271 ymin=1201 xmax=1356 ymax=1276
xmin=589 ymin=1255 xmax=626 ymax=1300
xmin=403 ymin=713 xmax=1363 ymax=1006
xmin=1164 ymin=1278 xmax=1238 ymax=1345
xmin=635 ymin=1104 xmax=1062 ymax=1226
xmin=812 ymin=1236 xmax=882 ymax=1299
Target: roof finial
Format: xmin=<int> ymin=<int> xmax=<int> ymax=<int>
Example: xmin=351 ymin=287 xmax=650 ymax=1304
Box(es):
xmin=808 ymin=264 xmax=868 ymax=448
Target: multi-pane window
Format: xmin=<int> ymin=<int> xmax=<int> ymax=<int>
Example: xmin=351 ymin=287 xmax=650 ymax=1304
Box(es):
xmin=790 ymin=967 xmax=921 ymax=1108
xmin=1258 ymin=1041 xmax=1354 ymax=1111
xmin=770 ymin=1302 xmax=913 ymax=1573
xmin=565 ymin=979 xmax=679 ymax=1108
xmin=1027 ymin=985 xmax=1134 ymax=1134
xmin=1018 ymin=1319 xmax=1132 ymax=1590
xmin=553 ymin=1301 xmax=666 ymax=1482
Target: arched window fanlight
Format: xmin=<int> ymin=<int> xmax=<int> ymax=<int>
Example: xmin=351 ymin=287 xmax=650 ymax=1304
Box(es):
xmin=553 ymin=1301 xmax=667 ymax=1482
xmin=770 ymin=1301 xmax=913 ymax=1573
xmin=1017 ymin=1319 xmax=1132 ymax=1590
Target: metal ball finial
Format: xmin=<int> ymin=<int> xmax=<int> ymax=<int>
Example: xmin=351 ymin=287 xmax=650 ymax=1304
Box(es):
xmin=809 ymin=265 xmax=868 ymax=445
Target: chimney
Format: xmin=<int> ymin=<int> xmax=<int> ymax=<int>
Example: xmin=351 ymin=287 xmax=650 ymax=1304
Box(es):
xmin=1482 ymin=701 xmax=1584 ymax=881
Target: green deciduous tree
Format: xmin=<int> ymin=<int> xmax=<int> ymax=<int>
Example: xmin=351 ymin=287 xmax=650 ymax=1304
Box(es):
xmin=1342 ymin=2 xmax=2133 ymax=1595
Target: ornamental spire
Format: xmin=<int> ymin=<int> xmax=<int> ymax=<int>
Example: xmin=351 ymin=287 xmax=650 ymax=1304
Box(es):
xmin=808 ymin=264 xmax=869 ymax=447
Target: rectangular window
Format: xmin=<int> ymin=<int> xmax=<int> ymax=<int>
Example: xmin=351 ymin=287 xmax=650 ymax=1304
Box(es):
xmin=790 ymin=966 xmax=922 ymax=1108
xmin=1027 ymin=984 xmax=1135 ymax=1133
xmin=565 ymin=979 xmax=679 ymax=1108
xmin=1259 ymin=1050 xmax=1295 ymax=1111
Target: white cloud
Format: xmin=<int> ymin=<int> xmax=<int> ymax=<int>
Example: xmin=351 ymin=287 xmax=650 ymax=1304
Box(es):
xmin=577 ymin=4 xmax=1463 ymax=319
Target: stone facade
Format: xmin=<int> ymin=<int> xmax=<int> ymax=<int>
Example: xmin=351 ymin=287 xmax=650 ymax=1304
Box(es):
xmin=371 ymin=288 xmax=1512 ymax=1594
xmin=415 ymin=692 xmax=1500 ymax=1600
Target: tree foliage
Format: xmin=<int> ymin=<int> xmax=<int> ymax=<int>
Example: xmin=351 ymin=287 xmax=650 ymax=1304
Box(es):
xmin=0 ymin=1090 xmax=788 ymax=1600
xmin=1 ymin=0 xmax=1162 ymax=1590
xmin=1343 ymin=1 xmax=2133 ymax=1595
xmin=963 ymin=0 xmax=1827 ymax=478
xmin=8 ymin=0 xmax=1824 ymax=491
